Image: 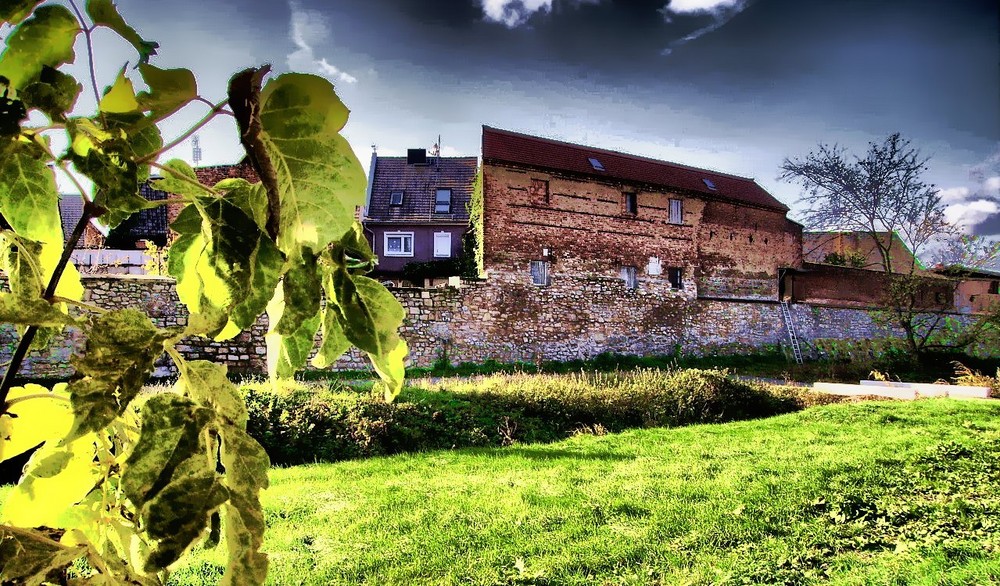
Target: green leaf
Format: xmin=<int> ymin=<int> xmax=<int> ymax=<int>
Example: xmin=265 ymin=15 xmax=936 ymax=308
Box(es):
xmin=122 ymin=393 xmax=228 ymax=572
xmin=310 ymin=300 xmax=350 ymax=369
xmin=219 ymin=423 xmax=269 ymax=586
xmin=152 ymin=158 xmax=210 ymax=198
xmin=18 ymin=65 xmax=81 ymax=122
xmin=0 ymin=525 xmax=86 ymax=585
xmin=275 ymin=248 xmax=321 ymax=336
xmin=0 ymin=4 xmax=79 ymax=90
xmin=168 ymin=196 xmax=283 ymax=340
xmin=335 ymin=222 xmax=377 ymax=274
xmin=258 ymin=73 xmax=367 ymax=254
xmin=66 ymin=309 xmax=173 ymax=439
xmin=137 ymin=63 xmax=196 ymax=121
xmin=174 ymin=360 xmax=247 ymax=428
xmin=333 ymin=275 xmax=407 ymax=397
xmin=370 ymin=338 xmax=408 ymax=401
xmin=86 ymin=0 xmax=159 ymax=65
xmin=0 ymin=0 xmax=43 ymax=26
xmin=265 ymin=284 xmax=320 ymax=379
xmin=98 ymin=68 xmax=140 ymax=114
xmin=0 ymin=383 xmax=72 ymax=463
xmin=0 ymin=294 xmax=77 ymax=327
xmin=0 ymin=140 xmax=84 ymax=302
xmin=216 ymin=179 xmax=268 ymax=231
xmin=1 ymin=433 xmax=101 ymax=528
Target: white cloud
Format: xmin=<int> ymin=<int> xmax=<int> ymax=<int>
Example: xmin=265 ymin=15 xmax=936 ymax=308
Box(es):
xmin=660 ymin=0 xmax=751 ymax=54
xmin=286 ymin=1 xmax=357 ymax=84
xmin=479 ymin=0 xmax=600 ymax=28
xmin=945 ymin=199 xmax=1000 ymax=229
xmin=938 ymin=186 xmax=971 ymax=204
xmin=985 ymin=176 xmax=1000 ymax=197
xmin=663 ymin=0 xmax=743 ymax=13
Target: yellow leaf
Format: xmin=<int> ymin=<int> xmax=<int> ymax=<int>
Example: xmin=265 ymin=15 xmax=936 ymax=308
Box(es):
xmin=0 ymin=383 xmax=72 ymax=463
xmin=99 ymin=69 xmax=140 ymax=114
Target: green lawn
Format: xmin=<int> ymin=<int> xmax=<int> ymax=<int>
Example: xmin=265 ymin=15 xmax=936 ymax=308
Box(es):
xmin=169 ymin=398 xmax=1000 ymax=585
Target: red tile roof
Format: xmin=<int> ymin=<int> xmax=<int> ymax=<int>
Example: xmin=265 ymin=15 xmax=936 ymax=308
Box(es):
xmin=482 ymin=126 xmax=788 ymax=212
xmin=367 ymin=156 xmax=478 ymax=223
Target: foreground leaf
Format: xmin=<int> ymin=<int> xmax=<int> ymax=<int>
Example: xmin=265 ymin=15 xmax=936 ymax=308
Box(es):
xmin=1 ymin=434 xmax=101 ymax=528
xmin=66 ymin=309 xmax=174 ymax=439
xmin=0 ymin=4 xmax=79 ymax=90
xmin=265 ymin=284 xmax=320 ymax=379
xmin=257 ymin=73 xmax=366 ymax=255
xmin=168 ymin=196 xmax=284 ymax=340
xmin=0 ymin=525 xmax=86 ymax=585
xmin=174 ymin=360 xmax=247 ymax=428
xmin=137 ymin=64 xmax=197 ymax=121
xmin=86 ymin=0 xmax=159 ymax=64
xmin=0 ymin=140 xmax=84 ymax=302
xmin=122 ymin=394 xmax=228 ymax=571
xmin=219 ymin=423 xmax=269 ymax=586
xmin=0 ymin=383 xmax=72 ymax=463
xmin=19 ymin=65 xmax=82 ymax=121
xmin=0 ymin=0 xmax=43 ymax=26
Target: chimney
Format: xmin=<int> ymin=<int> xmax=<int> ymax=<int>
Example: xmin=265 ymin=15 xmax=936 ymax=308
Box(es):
xmin=407 ymin=148 xmax=427 ymax=165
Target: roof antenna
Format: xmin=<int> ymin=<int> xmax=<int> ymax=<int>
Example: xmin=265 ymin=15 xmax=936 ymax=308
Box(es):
xmin=191 ymin=135 xmax=202 ymax=166
xmin=433 ymin=134 xmax=441 ymax=169
xmin=371 ymin=143 xmax=377 ymax=155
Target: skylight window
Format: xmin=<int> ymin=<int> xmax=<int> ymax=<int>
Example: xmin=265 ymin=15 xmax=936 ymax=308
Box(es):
xmin=702 ymin=178 xmax=717 ymax=191
xmin=588 ymin=157 xmax=605 ymax=171
xmin=389 ymin=190 xmax=404 ymax=205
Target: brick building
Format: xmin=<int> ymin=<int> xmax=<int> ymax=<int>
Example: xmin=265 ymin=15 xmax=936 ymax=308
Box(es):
xmin=480 ymin=126 xmax=803 ymax=301
xmin=803 ymin=231 xmax=923 ymax=273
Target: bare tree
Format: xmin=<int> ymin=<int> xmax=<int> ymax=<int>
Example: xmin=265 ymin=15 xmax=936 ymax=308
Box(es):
xmin=780 ymin=133 xmax=999 ymax=356
xmin=780 ymin=132 xmax=953 ymax=274
xmin=932 ymin=234 xmax=1000 ymax=272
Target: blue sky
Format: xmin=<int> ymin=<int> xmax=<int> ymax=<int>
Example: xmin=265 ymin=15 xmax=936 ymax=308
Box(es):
xmin=39 ymin=0 xmax=1000 ymax=240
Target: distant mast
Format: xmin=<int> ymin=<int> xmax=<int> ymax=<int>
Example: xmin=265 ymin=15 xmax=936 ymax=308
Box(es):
xmin=191 ymin=135 xmax=202 ymax=166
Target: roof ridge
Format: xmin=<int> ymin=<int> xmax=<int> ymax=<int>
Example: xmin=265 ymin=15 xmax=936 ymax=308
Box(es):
xmin=482 ymin=125 xmax=758 ymax=183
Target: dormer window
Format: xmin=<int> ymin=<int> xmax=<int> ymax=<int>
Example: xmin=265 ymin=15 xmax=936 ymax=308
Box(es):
xmin=435 ymin=189 xmax=452 ymax=214
xmin=390 ymin=190 xmax=404 ymax=205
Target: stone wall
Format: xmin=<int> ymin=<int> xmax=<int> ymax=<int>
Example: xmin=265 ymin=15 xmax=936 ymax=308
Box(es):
xmin=1 ymin=273 xmax=946 ymax=380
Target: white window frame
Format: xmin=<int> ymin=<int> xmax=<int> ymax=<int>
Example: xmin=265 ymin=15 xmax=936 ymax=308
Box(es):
xmin=389 ymin=190 xmax=404 ymax=205
xmin=434 ymin=189 xmax=452 ymax=214
xmin=383 ymin=231 xmax=414 ymax=257
xmin=433 ymin=231 xmax=452 ymax=258
xmin=668 ymin=198 xmax=683 ymax=224
xmin=530 ymin=260 xmax=550 ymax=286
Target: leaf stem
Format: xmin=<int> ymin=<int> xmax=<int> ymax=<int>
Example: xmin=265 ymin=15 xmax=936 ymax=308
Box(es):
xmin=138 ymin=98 xmax=229 ymax=165
xmin=4 ymin=393 xmax=71 ymax=407
xmin=67 ymin=0 xmax=103 ymax=121
xmin=0 ymin=201 xmax=101 ymax=408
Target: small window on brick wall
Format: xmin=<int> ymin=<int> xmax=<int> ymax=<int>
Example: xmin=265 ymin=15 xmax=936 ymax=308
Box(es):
xmin=530 ymin=178 xmax=550 ymax=205
xmin=990 ymin=281 xmax=999 ymax=295
xmin=624 ymin=191 xmax=637 ymax=215
xmin=668 ymin=199 xmax=683 ymax=224
xmin=620 ymin=266 xmax=638 ymax=289
xmin=667 ymin=267 xmax=683 ymax=289
xmin=530 ymin=260 xmax=550 ymax=286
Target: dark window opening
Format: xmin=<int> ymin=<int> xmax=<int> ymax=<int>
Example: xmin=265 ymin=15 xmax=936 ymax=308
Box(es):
xmin=668 ymin=267 xmax=683 ymax=290
xmin=990 ymin=281 xmax=999 ymax=295
xmin=435 ymin=189 xmax=452 ymax=214
xmin=624 ymin=192 xmax=637 ymax=215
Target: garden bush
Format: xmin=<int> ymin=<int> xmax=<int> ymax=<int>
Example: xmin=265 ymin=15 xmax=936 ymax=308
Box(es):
xmin=243 ymin=369 xmax=837 ymax=466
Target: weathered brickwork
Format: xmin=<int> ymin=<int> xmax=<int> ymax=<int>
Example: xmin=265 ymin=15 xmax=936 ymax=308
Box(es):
xmin=4 ymin=274 xmax=964 ymax=380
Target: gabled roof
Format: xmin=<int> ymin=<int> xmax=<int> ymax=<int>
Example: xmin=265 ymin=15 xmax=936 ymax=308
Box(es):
xmin=481 ymin=126 xmax=788 ymax=212
xmin=367 ymin=155 xmax=478 ymax=223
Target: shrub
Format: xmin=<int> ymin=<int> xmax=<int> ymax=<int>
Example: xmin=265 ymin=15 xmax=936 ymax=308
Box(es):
xmin=242 ymin=369 xmax=834 ymax=466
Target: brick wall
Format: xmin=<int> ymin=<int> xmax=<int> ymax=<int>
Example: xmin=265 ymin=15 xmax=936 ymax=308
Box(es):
xmin=2 ymin=273 xmax=955 ymax=380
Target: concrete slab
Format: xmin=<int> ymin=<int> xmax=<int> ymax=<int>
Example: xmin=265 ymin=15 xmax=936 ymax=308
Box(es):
xmin=859 ymin=380 xmax=991 ymax=399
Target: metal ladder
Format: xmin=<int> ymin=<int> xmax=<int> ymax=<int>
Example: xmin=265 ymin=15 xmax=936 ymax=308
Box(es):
xmin=779 ymin=300 xmax=803 ymax=364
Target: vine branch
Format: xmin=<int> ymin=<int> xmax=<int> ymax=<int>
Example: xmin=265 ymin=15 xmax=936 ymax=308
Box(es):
xmin=0 ymin=200 xmax=103 ymax=408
